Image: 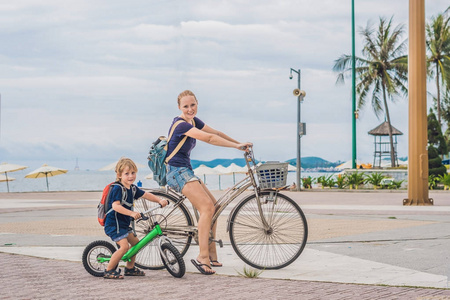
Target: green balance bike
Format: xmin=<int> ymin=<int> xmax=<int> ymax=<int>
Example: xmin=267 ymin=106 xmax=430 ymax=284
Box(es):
xmin=82 ymin=205 xmax=185 ymax=278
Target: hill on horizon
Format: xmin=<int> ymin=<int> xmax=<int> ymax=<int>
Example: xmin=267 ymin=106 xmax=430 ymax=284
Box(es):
xmin=191 ymin=158 xmax=248 ymax=169
xmin=191 ymin=156 xmax=340 ymax=169
xmin=286 ymin=157 xmax=341 ymax=169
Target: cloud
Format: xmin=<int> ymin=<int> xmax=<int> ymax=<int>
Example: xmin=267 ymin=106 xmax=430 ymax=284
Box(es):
xmin=0 ymin=0 xmax=448 ymax=169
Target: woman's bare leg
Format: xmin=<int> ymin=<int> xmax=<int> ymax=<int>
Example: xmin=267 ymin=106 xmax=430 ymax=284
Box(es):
xmin=182 ymin=180 xmax=216 ymax=274
xmin=199 ymin=181 xmax=222 ymax=266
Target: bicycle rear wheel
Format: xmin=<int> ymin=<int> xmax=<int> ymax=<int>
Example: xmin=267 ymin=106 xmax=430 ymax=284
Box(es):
xmin=82 ymin=240 xmax=116 ymax=277
xmin=134 ymin=190 xmax=193 ymax=270
xmin=229 ymin=191 xmax=308 ymax=269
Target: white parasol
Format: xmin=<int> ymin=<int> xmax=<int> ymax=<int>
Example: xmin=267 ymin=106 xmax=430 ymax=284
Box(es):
xmin=222 ymin=163 xmax=247 ymax=184
xmin=193 ymin=164 xmax=220 ymax=184
xmin=0 ymin=174 xmax=15 ymax=183
xmin=25 ymin=164 xmax=68 ymax=191
xmin=0 ymin=162 xmax=27 ymax=192
xmin=99 ymin=160 xmax=147 ymax=171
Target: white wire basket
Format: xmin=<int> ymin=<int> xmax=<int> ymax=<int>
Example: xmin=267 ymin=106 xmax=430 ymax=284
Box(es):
xmin=256 ymin=162 xmax=289 ymax=189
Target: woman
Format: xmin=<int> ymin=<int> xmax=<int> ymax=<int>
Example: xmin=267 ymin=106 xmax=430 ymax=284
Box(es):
xmin=166 ymin=90 xmax=252 ymax=275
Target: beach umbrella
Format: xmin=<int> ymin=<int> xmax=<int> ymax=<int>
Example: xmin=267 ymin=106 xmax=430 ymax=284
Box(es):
xmin=25 ymin=164 xmax=68 ymax=191
xmin=287 ymin=164 xmax=297 ymax=172
xmin=335 ymin=160 xmax=366 ymax=170
xmin=380 ymin=160 xmax=393 ymax=168
xmin=0 ymin=162 xmax=27 ymax=192
xmin=222 ymin=163 xmax=247 ymax=184
xmin=194 ymin=164 xmax=220 ymax=175
xmin=193 ymin=165 xmax=220 ymax=184
xmin=0 ymin=174 xmax=15 ymax=190
xmin=211 ymin=165 xmax=230 ymax=190
xmin=98 ymin=160 xmax=147 ymax=171
xmin=223 ymin=163 xmax=247 ymax=174
xmin=0 ymin=174 xmax=15 ymax=182
xmin=398 ymin=159 xmax=408 ymax=167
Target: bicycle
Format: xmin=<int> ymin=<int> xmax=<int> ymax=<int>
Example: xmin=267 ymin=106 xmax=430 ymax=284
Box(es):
xmin=133 ymin=146 xmax=308 ymax=270
xmin=82 ymin=205 xmax=186 ymax=278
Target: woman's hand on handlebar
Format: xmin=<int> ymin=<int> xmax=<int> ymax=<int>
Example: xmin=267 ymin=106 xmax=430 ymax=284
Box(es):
xmin=237 ymin=142 xmax=253 ymax=152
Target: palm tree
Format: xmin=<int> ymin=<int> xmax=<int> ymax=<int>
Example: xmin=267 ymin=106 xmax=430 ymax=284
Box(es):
xmin=440 ymin=89 xmax=450 ymax=153
xmin=426 ymin=12 xmax=450 ymax=125
xmin=333 ymin=17 xmax=408 ymax=167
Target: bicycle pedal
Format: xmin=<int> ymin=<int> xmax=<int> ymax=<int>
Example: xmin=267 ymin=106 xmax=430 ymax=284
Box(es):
xmin=213 ymin=239 xmax=223 ymax=248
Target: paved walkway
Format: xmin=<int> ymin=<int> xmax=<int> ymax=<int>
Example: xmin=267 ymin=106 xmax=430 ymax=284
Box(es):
xmin=1 ymin=190 xmax=450 ymax=299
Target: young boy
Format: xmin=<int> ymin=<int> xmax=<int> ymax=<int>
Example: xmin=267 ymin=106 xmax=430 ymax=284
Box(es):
xmin=103 ymin=157 xmax=168 ymax=279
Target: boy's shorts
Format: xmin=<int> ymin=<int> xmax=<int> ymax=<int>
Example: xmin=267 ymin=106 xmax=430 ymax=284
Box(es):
xmin=110 ymin=228 xmax=133 ymax=242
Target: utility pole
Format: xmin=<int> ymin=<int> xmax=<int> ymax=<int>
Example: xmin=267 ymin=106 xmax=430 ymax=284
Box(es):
xmin=289 ymin=68 xmax=306 ymax=191
xmin=404 ymin=0 xmax=432 ymax=205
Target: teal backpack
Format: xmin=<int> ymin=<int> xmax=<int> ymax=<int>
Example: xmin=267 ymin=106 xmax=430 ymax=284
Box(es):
xmin=147 ymin=119 xmax=194 ymax=186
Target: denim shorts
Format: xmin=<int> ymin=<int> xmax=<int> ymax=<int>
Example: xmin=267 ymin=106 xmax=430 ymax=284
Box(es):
xmin=166 ymin=165 xmax=200 ymax=193
xmin=111 ymin=228 xmax=133 ymax=242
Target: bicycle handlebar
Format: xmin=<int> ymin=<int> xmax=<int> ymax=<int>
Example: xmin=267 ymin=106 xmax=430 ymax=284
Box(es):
xmin=243 ymin=145 xmax=256 ymax=165
xmin=137 ymin=201 xmax=169 ymax=222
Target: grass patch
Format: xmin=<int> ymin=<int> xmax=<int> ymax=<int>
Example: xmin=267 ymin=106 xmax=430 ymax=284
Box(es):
xmin=237 ymin=266 xmax=264 ymax=278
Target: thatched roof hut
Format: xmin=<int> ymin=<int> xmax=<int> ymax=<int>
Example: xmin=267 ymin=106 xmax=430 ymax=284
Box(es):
xmin=368 ymin=121 xmax=403 ymax=136
xmin=368 ymin=121 xmax=403 ymax=168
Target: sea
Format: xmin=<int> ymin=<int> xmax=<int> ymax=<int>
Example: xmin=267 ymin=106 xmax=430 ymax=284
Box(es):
xmin=0 ymin=168 xmax=336 ymax=193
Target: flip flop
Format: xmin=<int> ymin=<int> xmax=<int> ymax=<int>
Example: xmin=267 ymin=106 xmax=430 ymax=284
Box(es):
xmin=210 ymin=260 xmax=222 ymax=267
xmin=191 ymin=259 xmax=215 ymax=275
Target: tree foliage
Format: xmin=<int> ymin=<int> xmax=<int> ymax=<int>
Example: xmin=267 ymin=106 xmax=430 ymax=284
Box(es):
xmin=428 ymin=110 xmax=448 ymax=177
xmin=440 ymin=90 xmax=450 ymax=149
xmin=428 ymin=109 xmax=448 ymax=155
xmin=426 ymin=12 xmax=450 ymax=125
xmin=333 ymin=17 xmax=408 ymax=167
xmin=428 ymin=146 xmax=447 ymax=177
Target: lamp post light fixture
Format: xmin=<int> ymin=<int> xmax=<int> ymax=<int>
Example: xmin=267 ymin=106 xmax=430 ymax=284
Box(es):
xmin=289 ymin=68 xmax=306 ymax=191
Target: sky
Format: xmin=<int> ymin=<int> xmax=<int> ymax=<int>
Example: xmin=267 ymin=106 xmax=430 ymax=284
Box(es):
xmin=0 ymin=0 xmax=449 ymax=171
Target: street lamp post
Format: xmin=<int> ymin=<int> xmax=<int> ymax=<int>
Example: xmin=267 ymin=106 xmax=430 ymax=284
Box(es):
xmin=289 ymin=68 xmax=305 ymax=191
xmin=351 ymin=0 xmax=357 ymax=169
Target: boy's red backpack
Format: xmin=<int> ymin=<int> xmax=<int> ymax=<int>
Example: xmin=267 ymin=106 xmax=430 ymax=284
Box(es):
xmin=97 ymin=182 xmax=128 ymax=226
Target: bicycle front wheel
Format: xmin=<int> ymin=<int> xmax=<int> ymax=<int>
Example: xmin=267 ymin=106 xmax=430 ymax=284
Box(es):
xmin=229 ymin=191 xmax=308 ymax=269
xmin=160 ymin=242 xmax=186 ymax=278
xmin=134 ymin=190 xmax=193 ymax=270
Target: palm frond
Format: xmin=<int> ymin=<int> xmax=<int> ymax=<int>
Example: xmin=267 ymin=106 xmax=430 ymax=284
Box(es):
xmin=333 ymin=15 xmax=408 ymax=118
xmin=335 ymin=73 xmax=345 ymax=85
xmin=332 ymin=54 xmax=353 ymax=72
xmin=371 ymin=81 xmax=384 ymax=118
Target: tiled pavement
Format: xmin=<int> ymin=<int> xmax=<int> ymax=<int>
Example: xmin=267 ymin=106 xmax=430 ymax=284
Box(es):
xmin=1 ymin=190 xmax=450 ymax=299
xmin=2 ymin=252 xmax=450 ymax=300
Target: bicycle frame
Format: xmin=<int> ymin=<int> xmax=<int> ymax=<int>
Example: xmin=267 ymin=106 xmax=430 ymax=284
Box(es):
xmin=97 ymin=206 xmax=170 ymax=263
xmin=161 ymin=147 xmax=271 ymax=235
xmin=132 ymin=147 xmax=307 ymax=270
